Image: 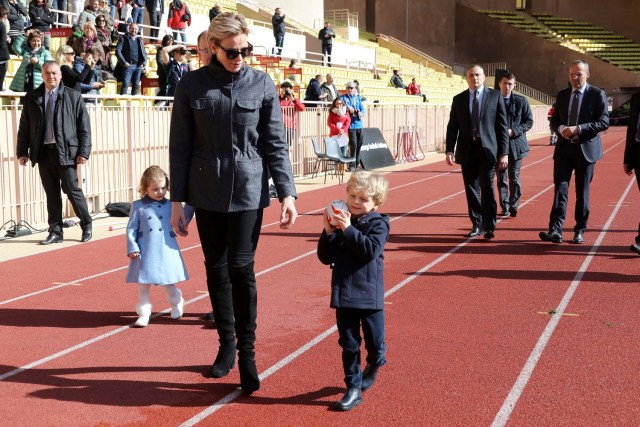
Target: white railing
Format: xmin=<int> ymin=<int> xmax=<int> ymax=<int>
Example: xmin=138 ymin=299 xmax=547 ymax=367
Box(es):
xmin=0 ymin=94 xmax=551 ymax=231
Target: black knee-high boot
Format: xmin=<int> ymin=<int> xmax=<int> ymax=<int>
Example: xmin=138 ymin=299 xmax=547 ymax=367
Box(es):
xmin=229 ymin=262 xmax=259 ymax=394
xmin=207 ymin=263 xmax=236 ymax=378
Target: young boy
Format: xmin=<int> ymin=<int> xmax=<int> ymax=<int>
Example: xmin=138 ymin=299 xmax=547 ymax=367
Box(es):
xmin=317 ymin=171 xmax=390 ymax=411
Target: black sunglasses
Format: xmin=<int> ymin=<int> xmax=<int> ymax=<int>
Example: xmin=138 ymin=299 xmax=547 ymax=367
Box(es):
xmin=217 ymin=42 xmax=253 ymax=60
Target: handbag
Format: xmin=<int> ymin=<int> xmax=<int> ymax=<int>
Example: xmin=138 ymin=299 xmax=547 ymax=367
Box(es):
xmin=105 ymin=202 xmax=131 ymax=217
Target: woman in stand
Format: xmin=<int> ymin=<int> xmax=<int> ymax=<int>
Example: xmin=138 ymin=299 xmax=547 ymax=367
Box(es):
xmin=27 ymin=0 xmax=53 ymax=50
xmin=10 ymin=29 xmax=52 ymax=93
xmin=169 ymin=12 xmax=297 ymax=395
xmin=55 ymin=44 xmax=89 ymax=91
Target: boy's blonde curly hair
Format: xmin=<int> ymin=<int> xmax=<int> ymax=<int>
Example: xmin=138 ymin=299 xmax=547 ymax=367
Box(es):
xmin=346 ymin=171 xmax=388 ymax=206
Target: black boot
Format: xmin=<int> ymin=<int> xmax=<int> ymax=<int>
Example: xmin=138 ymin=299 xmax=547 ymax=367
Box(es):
xmin=361 ymin=364 xmax=380 ymax=391
xmin=335 ymin=388 xmax=362 ymax=411
xmin=238 ymin=355 xmax=260 ymax=394
xmin=207 ymin=263 xmax=236 ymax=378
xmin=210 ymin=345 xmax=236 ymax=378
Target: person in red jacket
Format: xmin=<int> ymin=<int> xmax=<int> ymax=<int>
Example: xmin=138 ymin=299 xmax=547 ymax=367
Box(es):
xmin=406 ymin=78 xmax=427 ymax=102
xmin=278 ymin=81 xmax=304 ymax=145
xmin=327 ymin=97 xmax=351 ymax=156
xmin=167 ymin=0 xmax=190 ymax=43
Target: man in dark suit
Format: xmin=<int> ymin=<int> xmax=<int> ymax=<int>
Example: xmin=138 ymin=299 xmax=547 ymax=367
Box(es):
xmin=540 ymin=60 xmax=609 ymax=244
xmin=497 ymin=72 xmax=533 ymax=217
xmin=446 ymin=64 xmax=509 ymax=239
xmin=623 ymin=91 xmax=640 ymax=254
xmin=17 ymin=61 xmax=92 ymax=245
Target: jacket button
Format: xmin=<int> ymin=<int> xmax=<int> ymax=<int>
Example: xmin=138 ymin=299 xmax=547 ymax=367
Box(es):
xmin=159 ymin=228 xmax=163 ymax=231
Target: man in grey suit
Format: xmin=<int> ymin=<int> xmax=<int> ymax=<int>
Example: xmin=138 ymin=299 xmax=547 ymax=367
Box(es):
xmin=446 ymin=64 xmax=509 ymax=239
xmin=497 ymin=72 xmax=533 ymax=217
xmin=540 ymin=60 xmax=609 ymax=244
xmin=622 ymin=91 xmax=640 ymax=253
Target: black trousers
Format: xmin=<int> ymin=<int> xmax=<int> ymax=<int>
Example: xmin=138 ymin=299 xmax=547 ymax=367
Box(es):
xmin=195 ymin=208 xmax=263 ymax=355
xmin=148 ymin=11 xmax=162 ymax=41
xmin=348 ymin=128 xmax=363 ymax=168
xmin=0 ymin=61 xmax=7 ymax=92
xmin=549 ymin=143 xmax=594 ymax=233
xmin=322 ymin=44 xmax=332 ymax=67
xmin=633 ymin=148 xmax=640 ymax=241
xmin=461 ymin=142 xmax=497 ymax=232
xmin=38 ymin=144 xmax=92 ymax=234
xmin=336 ymin=308 xmax=386 ymax=389
xmin=497 ymin=155 xmax=523 ymax=213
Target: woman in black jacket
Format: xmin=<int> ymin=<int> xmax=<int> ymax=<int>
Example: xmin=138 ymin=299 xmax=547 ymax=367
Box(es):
xmin=5 ymin=0 xmax=28 ymax=50
xmin=55 ymin=43 xmax=90 ymax=92
xmin=0 ymin=12 xmax=9 ymax=91
xmin=28 ymin=0 xmax=52 ymax=50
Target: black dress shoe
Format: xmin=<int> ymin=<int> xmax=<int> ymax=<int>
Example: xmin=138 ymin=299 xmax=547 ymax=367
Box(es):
xmin=509 ymin=208 xmax=517 ymax=217
xmin=200 ymin=310 xmax=215 ymax=320
xmin=335 ymin=388 xmax=362 ymax=411
xmin=484 ymin=230 xmax=495 ymax=240
xmin=500 ymin=209 xmax=509 ymax=217
xmin=539 ymin=230 xmax=562 ymax=243
xmin=571 ymin=231 xmax=584 ymax=244
xmin=630 ymin=243 xmax=640 ymax=255
xmin=40 ymin=232 xmax=63 ymax=245
xmin=361 ymin=364 xmax=379 ymax=392
xmin=80 ymin=225 xmax=92 ymax=242
xmin=466 ymin=226 xmax=483 ymax=237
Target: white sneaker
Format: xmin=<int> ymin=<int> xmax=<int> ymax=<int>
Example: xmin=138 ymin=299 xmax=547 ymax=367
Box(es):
xmin=134 ymin=314 xmax=150 ymax=327
xmin=171 ymin=297 xmax=184 ymax=320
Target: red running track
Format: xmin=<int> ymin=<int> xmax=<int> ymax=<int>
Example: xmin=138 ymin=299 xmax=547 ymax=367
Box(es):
xmin=1 ymin=127 xmax=639 ymax=426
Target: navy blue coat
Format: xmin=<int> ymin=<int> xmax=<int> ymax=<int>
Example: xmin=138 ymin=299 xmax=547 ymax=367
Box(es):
xmin=317 ymin=212 xmax=390 ymax=310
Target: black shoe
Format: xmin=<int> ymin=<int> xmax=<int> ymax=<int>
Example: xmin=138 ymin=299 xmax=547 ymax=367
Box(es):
xmin=630 ymin=243 xmax=640 ymax=255
xmin=335 ymin=388 xmax=362 ymax=411
xmin=484 ymin=230 xmax=495 ymax=240
xmin=500 ymin=209 xmax=509 ymax=217
xmin=238 ymin=356 xmax=260 ymax=395
xmin=210 ymin=346 xmax=236 ymax=378
xmin=80 ymin=225 xmax=92 ymax=242
xmin=509 ymin=208 xmax=517 ymax=217
xmin=539 ymin=230 xmax=562 ymax=243
xmin=361 ymin=364 xmax=379 ymax=392
xmin=571 ymin=231 xmax=584 ymax=244
xmin=40 ymin=232 xmax=63 ymax=245
xmin=200 ymin=310 xmax=215 ymax=320
xmin=466 ymin=226 xmax=483 ymax=237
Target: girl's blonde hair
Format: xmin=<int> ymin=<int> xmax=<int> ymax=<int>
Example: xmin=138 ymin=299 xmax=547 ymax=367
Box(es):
xmin=55 ymin=45 xmax=74 ymax=66
xmin=346 ymin=171 xmax=388 ymax=206
xmin=138 ymin=165 xmax=169 ymax=198
xmin=208 ymin=12 xmax=250 ymax=45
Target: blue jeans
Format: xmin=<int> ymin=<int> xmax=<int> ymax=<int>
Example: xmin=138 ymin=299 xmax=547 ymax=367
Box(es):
xmin=273 ymin=33 xmax=284 ymax=56
xmin=132 ymin=7 xmax=144 ymax=25
xmin=172 ymin=30 xmax=187 ymax=43
xmin=51 ymin=0 xmax=67 ymax=26
xmin=120 ymin=64 xmax=142 ymax=95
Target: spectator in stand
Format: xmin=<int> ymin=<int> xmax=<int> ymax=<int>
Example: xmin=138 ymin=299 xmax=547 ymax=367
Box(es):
xmin=321 ymin=72 xmax=339 ymax=102
xmin=56 ymin=43 xmax=89 ymax=91
xmin=196 ymin=30 xmax=211 ymax=66
xmin=47 ymin=0 xmax=65 ymax=26
xmin=28 ymin=0 xmax=53 ymax=50
xmin=69 ymin=0 xmax=84 ymax=24
xmin=161 ymin=44 xmax=194 ymax=96
xmin=97 ymin=0 xmax=114 ymax=31
xmin=115 ymin=22 xmax=146 ymax=95
xmin=317 ymin=21 xmax=335 ymax=67
xmin=406 ymin=77 xmax=427 ymax=102
xmin=341 ymin=81 xmax=365 ymax=171
xmin=77 ymin=0 xmax=101 ymax=29
xmin=304 ymin=74 xmax=327 ymax=107
xmin=496 ymin=72 xmax=533 ymax=218
xmin=353 ymin=79 xmax=366 ymax=101
xmin=5 ymin=0 xmax=28 ymax=50
xmin=95 ymin=14 xmax=114 ymax=70
xmin=145 ymin=0 xmax=163 ymax=41
xmin=81 ymin=21 xmax=105 ymax=64
xmin=548 ymin=104 xmax=557 ymax=145
xmin=390 ymin=69 xmax=406 ymax=89
xmin=75 ymin=46 xmax=105 ymax=103
xmin=0 ymin=7 xmax=8 ymax=91
xmin=10 ymin=29 xmax=53 ymax=93
xmin=120 ymin=0 xmax=133 ymax=25
xmin=208 ymin=2 xmax=221 ymax=21
xmin=279 ymin=80 xmax=304 ymax=145
xmin=167 ymin=0 xmax=190 ymax=44
xmin=271 ymin=7 xmax=284 ymax=57
xmin=131 ymin=0 xmax=144 ymax=28
xmin=327 ymin=97 xmax=350 ymax=156
xmin=155 ymin=34 xmax=172 ymax=98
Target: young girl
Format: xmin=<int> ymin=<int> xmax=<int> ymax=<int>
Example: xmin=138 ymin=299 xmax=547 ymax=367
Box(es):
xmin=126 ymin=165 xmax=188 ymax=327
xmin=317 ymin=171 xmax=390 ymax=411
xmin=327 ymin=97 xmax=351 ymax=156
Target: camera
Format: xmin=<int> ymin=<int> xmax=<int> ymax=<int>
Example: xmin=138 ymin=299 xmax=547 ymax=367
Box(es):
xmin=353 ymin=109 xmax=362 ymax=119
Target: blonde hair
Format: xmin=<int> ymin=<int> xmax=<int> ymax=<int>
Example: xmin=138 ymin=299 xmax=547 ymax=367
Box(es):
xmin=138 ymin=165 xmax=170 ymax=198
xmin=55 ymin=45 xmax=74 ymax=65
xmin=208 ymin=12 xmax=249 ymax=45
xmin=83 ymin=21 xmax=97 ymax=38
xmin=346 ymin=171 xmax=388 ymax=206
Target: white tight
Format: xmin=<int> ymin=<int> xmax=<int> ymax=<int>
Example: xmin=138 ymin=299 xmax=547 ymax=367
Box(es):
xmin=137 ymin=283 xmax=182 ymax=308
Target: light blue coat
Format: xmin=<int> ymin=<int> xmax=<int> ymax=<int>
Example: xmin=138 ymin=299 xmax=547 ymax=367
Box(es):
xmin=125 ymin=197 xmax=189 ymax=285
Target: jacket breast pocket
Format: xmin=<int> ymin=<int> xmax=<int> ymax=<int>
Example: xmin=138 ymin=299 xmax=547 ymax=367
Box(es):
xmin=191 ymin=97 xmax=218 ymax=123
xmin=235 ymin=99 xmax=262 ymax=125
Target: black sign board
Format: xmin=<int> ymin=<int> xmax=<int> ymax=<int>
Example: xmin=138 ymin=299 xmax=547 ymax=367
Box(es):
xmin=359 ymin=128 xmax=396 ymax=170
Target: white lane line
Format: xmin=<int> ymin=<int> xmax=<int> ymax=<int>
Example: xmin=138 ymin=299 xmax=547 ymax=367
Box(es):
xmin=491 ymin=175 xmax=636 ymax=427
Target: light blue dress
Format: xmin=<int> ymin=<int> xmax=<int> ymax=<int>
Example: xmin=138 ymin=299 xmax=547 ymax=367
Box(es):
xmin=125 ymin=197 xmax=189 ymax=285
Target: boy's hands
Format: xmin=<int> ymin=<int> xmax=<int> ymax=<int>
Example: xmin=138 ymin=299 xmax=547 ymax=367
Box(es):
xmin=327 ymin=207 xmax=351 ymax=232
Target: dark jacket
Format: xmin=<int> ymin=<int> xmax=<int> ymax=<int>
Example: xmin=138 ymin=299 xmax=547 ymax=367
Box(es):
xmin=208 ymin=6 xmax=220 ymax=21
xmin=304 ymin=78 xmax=323 ymax=106
xmin=318 ymin=27 xmax=335 ymax=46
xmin=317 ymin=212 xmax=390 ymax=310
xmin=550 ymin=83 xmax=609 ymax=164
xmin=624 ymin=92 xmax=640 ymax=166
xmin=503 ymin=93 xmax=533 ymax=160
xmin=446 ymin=86 xmax=509 ymax=165
xmin=4 ymin=0 xmax=28 ymax=36
xmin=0 ymin=21 xmax=9 ymax=63
xmin=272 ymin=13 xmax=285 ymax=36
xmin=28 ymin=0 xmax=53 ymax=33
xmin=115 ymin=33 xmax=147 ymax=66
xmin=17 ymin=83 xmax=91 ymax=167
xmin=60 ymin=63 xmax=91 ymax=92
xmin=145 ymin=0 xmax=164 ymax=14
xmin=169 ymin=56 xmax=297 ymax=212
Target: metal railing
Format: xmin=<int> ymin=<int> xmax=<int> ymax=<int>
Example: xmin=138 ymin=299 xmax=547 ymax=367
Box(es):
xmin=325 ymin=9 xmax=359 ymax=30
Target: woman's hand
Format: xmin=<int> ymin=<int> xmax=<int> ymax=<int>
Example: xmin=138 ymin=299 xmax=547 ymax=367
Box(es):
xmin=29 ymin=56 xmax=38 ymax=64
xmin=279 ymin=196 xmax=297 ymax=229
xmin=128 ymin=251 xmax=140 ymax=259
xmin=171 ymin=202 xmax=188 ymax=236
